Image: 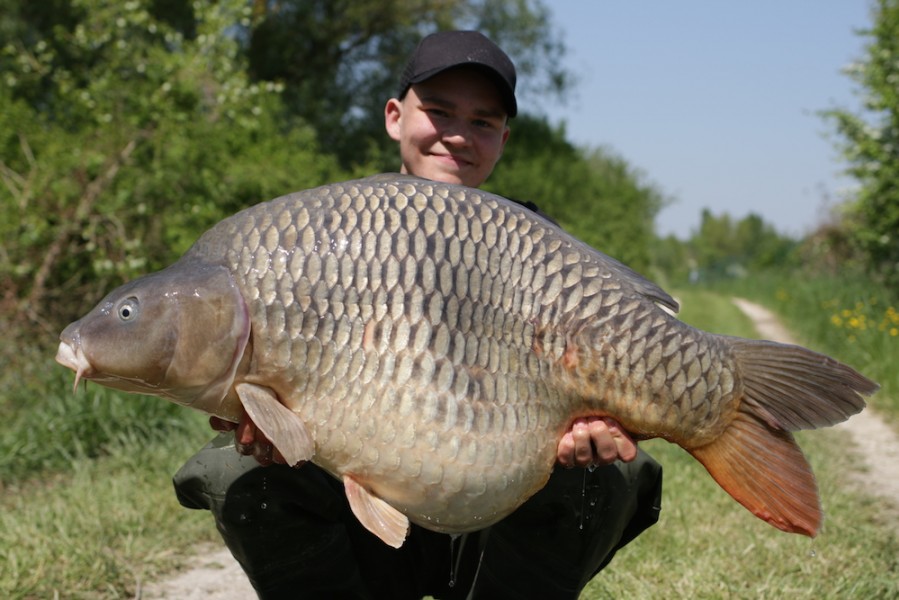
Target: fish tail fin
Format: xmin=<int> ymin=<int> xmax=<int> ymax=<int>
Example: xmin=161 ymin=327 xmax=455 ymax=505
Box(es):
xmin=689 ymin=338 xmax=878 ymax=537
xmin=729 ymin=337 xmax=877 ymax=431
xmin=689 ymin=411 xmax=821 ymax=536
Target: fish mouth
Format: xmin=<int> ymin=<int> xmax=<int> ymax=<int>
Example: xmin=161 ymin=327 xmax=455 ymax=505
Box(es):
xmin=55 ymin=340 xmax=94 ymax=392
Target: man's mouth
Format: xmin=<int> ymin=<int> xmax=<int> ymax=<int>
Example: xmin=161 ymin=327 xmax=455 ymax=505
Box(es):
xmin=433 ymin=152 xmax=473 ymax=168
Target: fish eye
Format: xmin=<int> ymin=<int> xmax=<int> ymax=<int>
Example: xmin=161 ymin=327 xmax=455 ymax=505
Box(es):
xmin=118 ymin=297 xmax=139 ymax=322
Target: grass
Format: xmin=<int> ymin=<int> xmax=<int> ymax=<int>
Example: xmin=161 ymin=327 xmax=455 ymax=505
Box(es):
xmin=709 ymin=271 xmax=899 ymax=426
xmin=1 ymin=367 xmax=203 ymax=481
xmin=1 ymin=286 xmax=897 ymax=598
xmin=0 ymin=406 xmax=220 ymax=599
xmin=585 ymin=433 xmax=898 ymax=598
xmin=0 ymin=342 xmax=222 ymax=599
xmin=582 ymin=288 xmax=899 ymax=599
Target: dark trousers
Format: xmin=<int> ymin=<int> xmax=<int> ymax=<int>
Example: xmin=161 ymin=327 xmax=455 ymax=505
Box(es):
xmin=174 ymin=433 xmax=662 ymax=599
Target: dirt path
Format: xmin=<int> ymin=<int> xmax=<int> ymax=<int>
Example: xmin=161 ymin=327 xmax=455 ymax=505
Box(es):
xmin=140 ymin=298 xmax=899 ymax=599
xmin=731 ymin=297 xmax=899 ymax=523
xmin=138 ymin=543 xmax=252 ymax=599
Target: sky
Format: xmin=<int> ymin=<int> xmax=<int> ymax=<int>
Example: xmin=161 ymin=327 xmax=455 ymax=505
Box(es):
xmin=536 ymin=1 xmax=873 ymax=239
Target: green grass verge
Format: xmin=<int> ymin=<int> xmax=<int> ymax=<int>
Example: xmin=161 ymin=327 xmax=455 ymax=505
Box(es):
xmin=0 ymin=411 xmax=220 ymax=599
xmin=584 ymin=433 xmax=898 ymax=599
xmin=0 ymin=343 xmax=221 ymax=598
xmin=709 ymin=271 xmax=899 ymax=426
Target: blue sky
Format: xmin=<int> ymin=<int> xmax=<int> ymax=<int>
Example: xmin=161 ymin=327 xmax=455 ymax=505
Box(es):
xmin=535 ymin=2 xmax=873 ymax=239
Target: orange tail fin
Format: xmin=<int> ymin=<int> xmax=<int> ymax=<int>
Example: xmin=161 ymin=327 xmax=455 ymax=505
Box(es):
xmin=689 ymin=411 xmax=821 ymax=536
xmin=688 ymin=337 xmax=878 ymax=537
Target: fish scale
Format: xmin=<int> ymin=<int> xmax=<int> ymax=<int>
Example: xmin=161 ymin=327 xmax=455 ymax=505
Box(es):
xmin=57 ymin=173 xmax=878 ymax=547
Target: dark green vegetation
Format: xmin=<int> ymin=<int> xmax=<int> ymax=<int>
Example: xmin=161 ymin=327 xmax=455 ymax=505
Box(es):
xmin=821 ymin=0 xmax=899 ymax=290
xmin=1 ymin=1 xmax=898 ymax=598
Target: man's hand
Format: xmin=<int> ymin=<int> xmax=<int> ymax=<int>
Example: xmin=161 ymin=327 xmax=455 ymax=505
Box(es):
xmin=212 ymin=413 xmax=635 ymax=469
xmin=210 ymin=413 xmax=292 ymax=466
xmin=556 ymin=417 xmax=637 ymax=468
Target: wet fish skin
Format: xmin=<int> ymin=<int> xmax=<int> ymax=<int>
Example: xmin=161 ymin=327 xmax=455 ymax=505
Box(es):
xmin=56 ymin=174 xmax=877 ymax=547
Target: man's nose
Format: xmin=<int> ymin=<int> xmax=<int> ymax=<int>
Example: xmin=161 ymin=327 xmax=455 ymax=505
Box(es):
xmin=442 ymin=123 xmax=473 ymax=146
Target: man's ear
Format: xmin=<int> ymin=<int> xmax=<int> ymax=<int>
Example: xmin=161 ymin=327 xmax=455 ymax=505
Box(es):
xmin=498 ymin=125 xmax=511 ymax=158
xmin=384 ymin=98 xmax=402 ymax=141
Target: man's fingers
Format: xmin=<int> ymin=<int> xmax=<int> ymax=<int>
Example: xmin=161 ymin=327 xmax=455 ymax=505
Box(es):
xmin=597 ymin=417 xmax=638 ymax=463
xmin=209 ymin=416 xmax=237 ymax=432
xmin=556 ymin=417 xmax=639 ymax=468
xmin=556 ymin=432 xmax=576 ymax=467
xmin=587 ymin=419 xmax=619 ymax=464
xmin=231 ymin=412 xmax=283 ymax=466
xmin=572 ymin=420 xmax=596 ymax=466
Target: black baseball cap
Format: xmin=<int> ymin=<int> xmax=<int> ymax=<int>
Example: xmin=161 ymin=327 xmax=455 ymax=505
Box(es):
xmin=397 ymin=30 xmax=518 ymax=117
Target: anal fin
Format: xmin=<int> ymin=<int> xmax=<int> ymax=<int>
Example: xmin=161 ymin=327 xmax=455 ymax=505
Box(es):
xmin=688 ymin=410 xmax=821 ymax=537
xmin=236 ymin=382 xmax=314 ymax=467
xmin=343 ymin=475 xmax=410 ymax=548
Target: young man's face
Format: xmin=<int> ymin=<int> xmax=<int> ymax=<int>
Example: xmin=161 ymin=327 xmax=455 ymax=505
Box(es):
xmin=385 ymin=67 xmax=511 ymax=188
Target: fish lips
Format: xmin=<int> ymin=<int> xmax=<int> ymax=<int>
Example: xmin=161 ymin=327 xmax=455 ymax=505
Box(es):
xmin=55 ymin=335 xmax=93 ymax=392
xmin=55 ymin=328 xmax=160 ymax=394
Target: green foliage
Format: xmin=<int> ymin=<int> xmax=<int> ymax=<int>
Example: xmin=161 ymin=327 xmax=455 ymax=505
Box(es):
xmin=710 ymin=270 xmax=899 ymax=425
xmin=0 ymin=0 xmax=341 ymax=332
xmin=681 ymin=209 xmax=799 ymax=282
xmin=487 ymin=116 xmax=665 ymax=274
xmin=0 ymin=358 xmax=205 ymax=483
xmin=823 ymin=0 xmax=899 ymax=288
xmin=651 ymin=210 xmax=799 ymax=286
xmin=244 ymin=0 xmax=571 ymax=169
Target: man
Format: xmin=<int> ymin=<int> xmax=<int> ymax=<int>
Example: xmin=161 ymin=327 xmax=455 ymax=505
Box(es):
xmin=174 ymin=31 xmax=662 ymax=599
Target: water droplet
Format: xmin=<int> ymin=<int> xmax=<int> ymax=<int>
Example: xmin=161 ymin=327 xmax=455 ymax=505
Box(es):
xmin=260 ymin=502 xmax=268 ymax=510
xmin=448 ymin=534 xmax=461 ymax=588
xmin=808 ymin=549 xmax=817 ymax=558
xmin=579 ymin=469 xmax=587 ymax=530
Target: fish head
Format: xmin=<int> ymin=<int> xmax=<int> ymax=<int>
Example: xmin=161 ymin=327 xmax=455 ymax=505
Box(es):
xmin=55 ymin=260 xmax=250 ymax=420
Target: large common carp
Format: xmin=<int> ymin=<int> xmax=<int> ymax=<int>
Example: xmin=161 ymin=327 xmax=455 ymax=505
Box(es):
xmin=56 ymin=174 xmax=877 ymax=548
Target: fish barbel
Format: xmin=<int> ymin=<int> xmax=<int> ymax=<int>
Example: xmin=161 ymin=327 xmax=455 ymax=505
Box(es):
xmin=56 ymin=174 xmax=877 ymax=547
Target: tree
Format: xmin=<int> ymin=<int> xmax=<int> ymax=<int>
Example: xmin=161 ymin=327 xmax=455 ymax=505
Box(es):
xmin=242 ymin=0 xmax=571 ymax=168
xmin=487 ymin=116 xmax=665 ymax=274
xmin=0 ymin=0 xmax=654 ymax=338
xmin=0 ymin=0 xmax=340 ymax=333
xmin=823 ymin=0 xmax=899 ymax=287
xmin=683 ymin=210 xmax=797 ymax=282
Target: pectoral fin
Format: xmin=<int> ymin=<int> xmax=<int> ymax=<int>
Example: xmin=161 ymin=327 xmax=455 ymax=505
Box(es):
xmin=343 ymin=475 xmax=410 ymax=548
xmin=236 ymin=382 xmax=314 ymax=466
